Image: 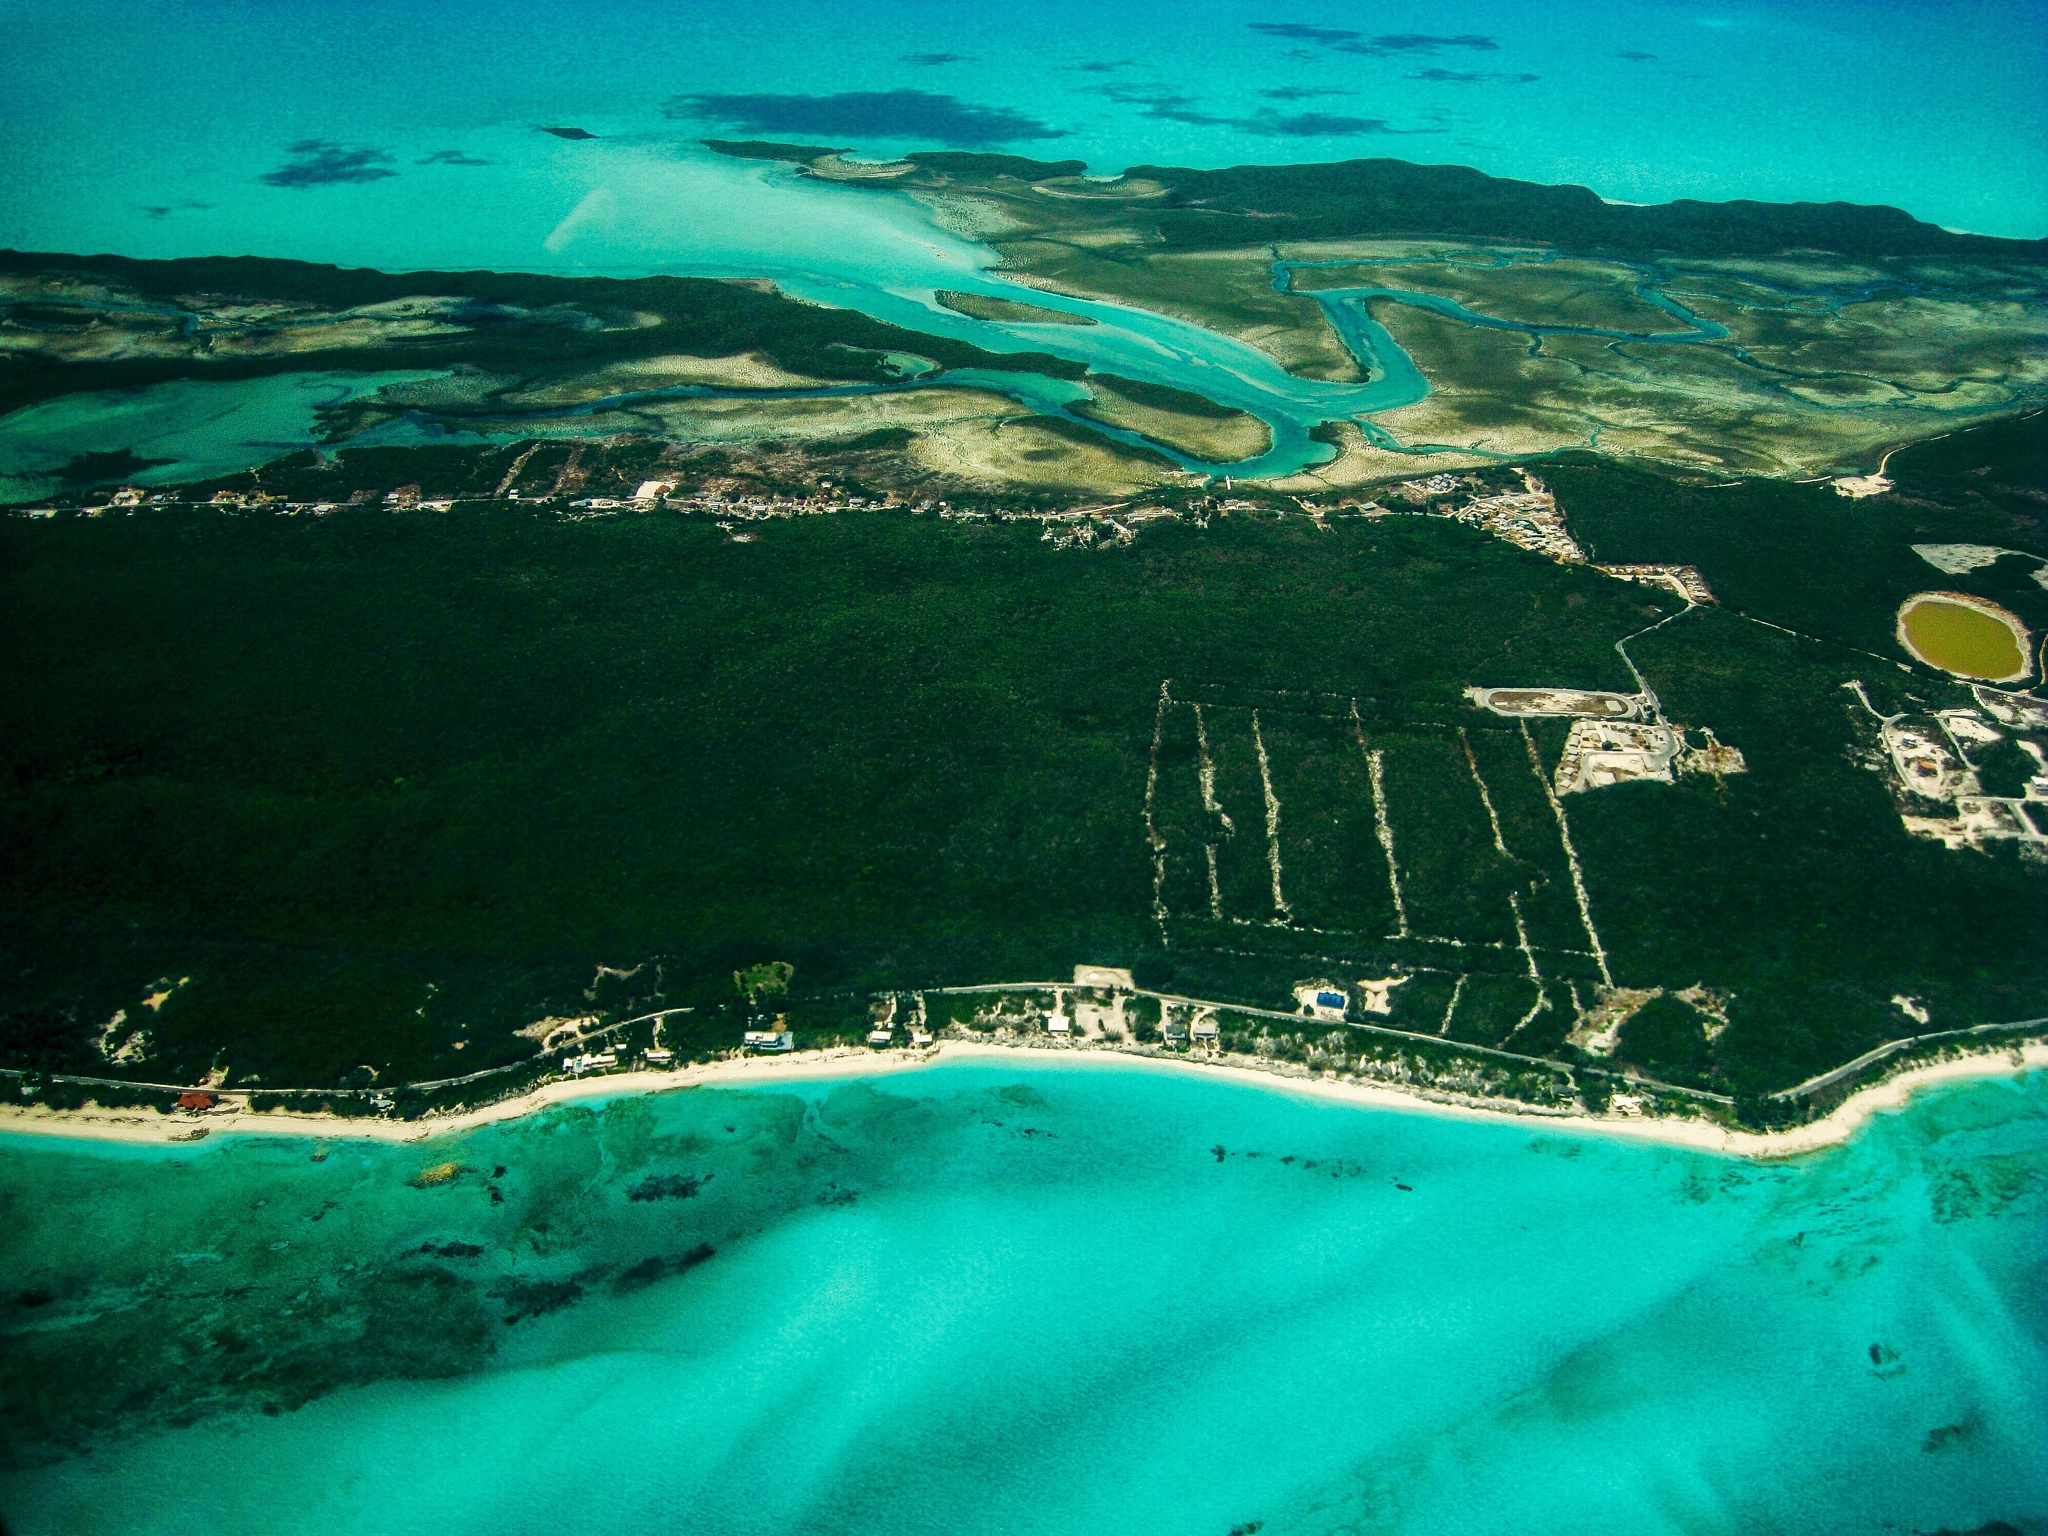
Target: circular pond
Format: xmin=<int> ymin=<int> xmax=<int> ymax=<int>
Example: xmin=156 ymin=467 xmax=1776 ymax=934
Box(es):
xmin=1896 ymin=592 xmax=2032 ymax=681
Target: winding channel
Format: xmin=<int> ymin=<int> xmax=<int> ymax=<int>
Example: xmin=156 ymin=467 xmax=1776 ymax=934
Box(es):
xmin=5 ymin=219 xmax=2041 ymax=493
xmin=310 ymin=262 xmax=1740 ymax=482
xmin=342 ymin=255 xmax=1939 ymax=478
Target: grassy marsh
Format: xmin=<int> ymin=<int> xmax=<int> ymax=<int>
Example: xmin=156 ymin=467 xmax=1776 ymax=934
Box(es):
xmin=1071 ymin=374 xmax=1273 ymax=463
xmin=934 ymin=290 xmax=1095 ymax=326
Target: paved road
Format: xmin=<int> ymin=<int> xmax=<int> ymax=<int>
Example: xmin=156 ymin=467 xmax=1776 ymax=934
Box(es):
xmin=10 ymin=990 xmax=2041 ymax=1112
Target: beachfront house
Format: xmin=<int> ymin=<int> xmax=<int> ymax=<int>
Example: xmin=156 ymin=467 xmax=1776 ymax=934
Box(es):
xmin=1294 ymin=983 xmax=1352 ymax=1023
xmin=1046 ymin=991 xmax=1073 ymax=1034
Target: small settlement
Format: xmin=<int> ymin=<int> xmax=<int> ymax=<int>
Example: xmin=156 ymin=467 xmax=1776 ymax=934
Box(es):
xmin=1383 ymin=471 xmax=1715 ymax=604
xmin=1466 ymin=686 xmax=1745 ymax=795
xmin=1595 ymin=563 xmax=1716 ymax=603
xmin=912 ymin=967 xmax=1241 ymax=1054
xmin=1867 ymin=685 xmax=2048 ymax=853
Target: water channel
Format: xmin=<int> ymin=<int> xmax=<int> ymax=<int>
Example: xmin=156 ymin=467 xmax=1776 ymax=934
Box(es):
xmin=2 ymin=162 xmax=2037 ymax=498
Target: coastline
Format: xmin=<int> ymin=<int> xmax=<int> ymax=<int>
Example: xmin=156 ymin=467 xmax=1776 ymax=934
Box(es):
xmin=2 ymin=1039 xmax=2042 ymax=1160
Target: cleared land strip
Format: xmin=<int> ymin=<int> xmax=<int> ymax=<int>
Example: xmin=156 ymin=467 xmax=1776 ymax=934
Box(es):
xmin=1438 ymin=975 xmax=1467 ymax=1037
xmin=1350 ymin=701 xmax=1409 ymax=936
xmin=1506 ymin=893 xmax=1542 ymax=983
xmin=1144 ymin=679 xmax=1171 ymax=929
xmin=1252 ymin=711 xmax=1293 ymax=922
xmin=1460 ymin=728 xmax=1509 ymax=855
xmin=1521 ymin=721 xmax=1611 ymax=986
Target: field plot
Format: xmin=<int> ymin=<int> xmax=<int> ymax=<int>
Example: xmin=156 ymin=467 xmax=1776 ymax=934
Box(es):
xmin=1376 ymin=730 xmax=1518 ymax=947
xmin=1261 ymin=712 xmax=1398 ymax=938
xmin=1464 ymin=726 xmax=1601 ymax=955
xmin=1150 ymin=685 xmax=1609 ymax=1005
xmin=1204 ymin=706 xmax=1286 ymax=924
xmin=1443 ymin=972 xmax=1544 ymax=1049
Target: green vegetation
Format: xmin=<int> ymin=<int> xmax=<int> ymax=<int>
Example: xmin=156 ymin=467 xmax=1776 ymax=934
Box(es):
xmin=53 ymin=448 xmax=171 ymax=484
xmin=1292 ymin=257 xmax=1683 ymax=333
xmin=150 ymin=418 xmax=1180 ymax=515
xmin=906 ymin=153 xmax=1091 ymax=181
xmin=735 ymin=962 xmax=794 ymax=1002
xmin=1545 ymin=417 xmax=2048 ymax=661
xmin=934 ymin=290 xmax=1096 ymax=326
xmin=1115 ymin=160 xmax=2046 ymax=261
xmin=994 ymin=242 xmax=1364 ymax=383
xmin=696 ymin=142 xmax=2046 ymax=475
xmin=802 ymin=426 xmax=916 ymax=457
xmin=1070 ymin=373 xmax=1273 ymax=462
xmin=0 ymin=251 xmax=1089 ymax=419
xmin=1271 ymin=244 xmax=2048 ymax=478
xmin=1614 ymin=996 xmax=1715 ymax=1085
xmin=1083 ymin=375 xmax=1239 ymax=420
xmin=5 ymin=416 xmax=2045 ymax=1106
xmin=709 ymin=151 xmax=2042 ymax=477
xmin=1444 ymin=975 xmax=1543 ymax=1050
xmin=0 ymin=503 xmax=1636 ymax=1090
xmin=702 ymin=139 xmax=851 ymax=162
xmin=700 ymin=145 xmax=2048 ymax=262
xmin=1581 ymin=600 xmax=2043 ymax=1092
xmin=1971 ymin=737 xmax=2042 ymax=800
xmin=999 ymin=412 xmax=1181 ymax=472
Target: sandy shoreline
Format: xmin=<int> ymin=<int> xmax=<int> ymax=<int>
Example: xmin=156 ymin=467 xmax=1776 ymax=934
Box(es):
xmin=2 ymin=1039 xmax=2042 ymax=1159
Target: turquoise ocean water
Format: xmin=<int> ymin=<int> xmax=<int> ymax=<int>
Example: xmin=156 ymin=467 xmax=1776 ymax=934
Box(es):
xmin=2 ymin=1060 xmax=2043 ymax=1533
xmin=3 ymin=0 xmax=2043 ymax=491
xmin=0 ymin=372 xmax=464 ymax=502
xmin=4 ymin=0 xmax=2044 ymax=255
xmin=5 ymin=6 xmax=2046 ymax=1523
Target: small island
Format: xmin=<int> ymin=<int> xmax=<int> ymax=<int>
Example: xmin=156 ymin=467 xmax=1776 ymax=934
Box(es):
xmin=1070 ymin=372 xmax=1274 ymax=462
xmin=935 ymin=289 xmax=1096 ymax=326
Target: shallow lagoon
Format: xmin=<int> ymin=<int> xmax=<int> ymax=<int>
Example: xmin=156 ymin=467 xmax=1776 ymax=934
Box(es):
xmin=5 ymin=0 xmax=2045 ymax=489
xmin=0 ymin=372 xmax=460 ymax=503
xmin=15 ymin=146 xmax=2035 ymax=488
xmin=4 ymin=0 xmax=2043 ymax=247
xmin=3 ymin=1060 xmax=2042 ymax=1534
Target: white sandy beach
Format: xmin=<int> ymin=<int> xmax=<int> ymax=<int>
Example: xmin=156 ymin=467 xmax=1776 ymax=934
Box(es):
xmin=2 ymin=1039 xmax=2042 ymax=1160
